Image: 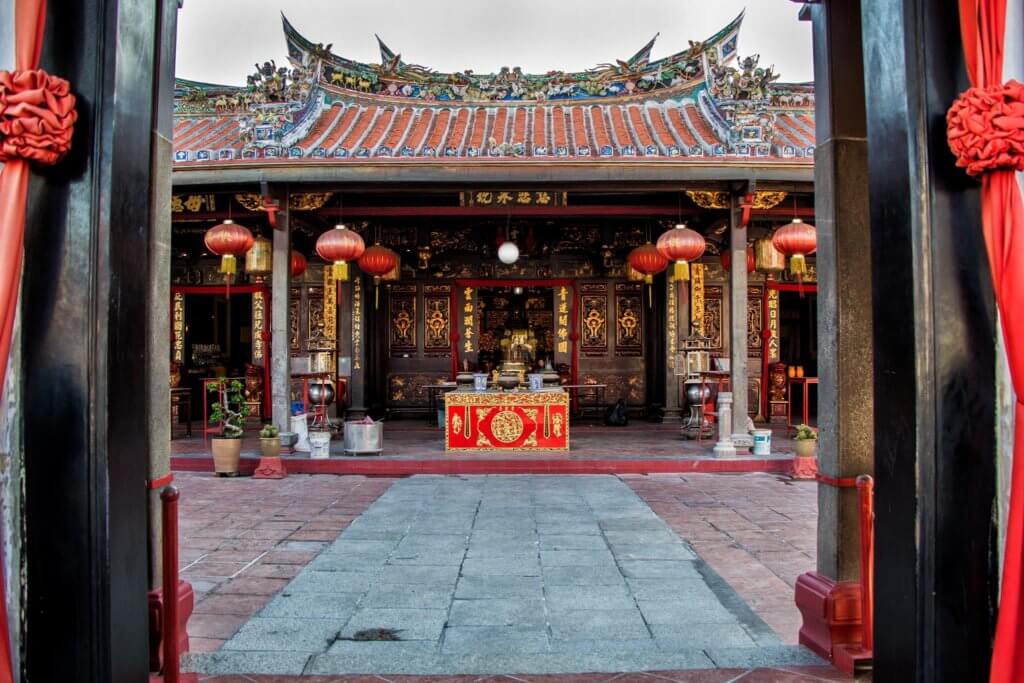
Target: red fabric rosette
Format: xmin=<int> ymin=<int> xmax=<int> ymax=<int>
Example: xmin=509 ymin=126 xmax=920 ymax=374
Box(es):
xmin=0 ymin=69 xmax=77 ymax=165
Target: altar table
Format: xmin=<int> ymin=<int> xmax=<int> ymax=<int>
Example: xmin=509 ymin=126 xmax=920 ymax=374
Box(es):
xmin=444 ymin=390 xmax=570 ymax=451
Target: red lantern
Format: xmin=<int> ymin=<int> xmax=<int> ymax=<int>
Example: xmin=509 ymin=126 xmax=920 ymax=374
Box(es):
xmin=204 ymin=219 xmax=254 ymax=278
xmin=772 ymin=218 xmax=817 ymax=278
xmin=316 ymin=224 xmax=365 ymax=281
xmin=656 ymin=223 xmax=705 ymax=281
xmin=627 ymin=242 xmax=668 ymax=306
xmin=358 ymin=244 xmax=400 ymax=309
xmin=720 ymin=246 xmax=755 ymax=274
xmin=290 ymin=250 xmax=308 ymax=278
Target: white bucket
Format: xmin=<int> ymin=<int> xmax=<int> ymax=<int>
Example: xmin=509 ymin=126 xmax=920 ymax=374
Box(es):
xmin=751 ymin=429 xmax=772 ymax=456
xmin=290 ymin=414 xmax=310 ymax=452
xmin=308 ymin=431 xmax=332 ymax=459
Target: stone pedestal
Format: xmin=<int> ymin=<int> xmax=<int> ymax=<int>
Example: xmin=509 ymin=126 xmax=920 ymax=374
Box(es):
xmin=713 ymin=392 xmax=737 ymax=458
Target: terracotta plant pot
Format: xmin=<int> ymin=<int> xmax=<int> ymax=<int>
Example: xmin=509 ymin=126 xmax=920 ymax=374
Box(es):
xmin=794 ymin=439 xmax=817 ymax=458
xmin=260 ymin=437 xmax=280 ymax=460
xmin=211 ymin=437 xmax=242 ymax=475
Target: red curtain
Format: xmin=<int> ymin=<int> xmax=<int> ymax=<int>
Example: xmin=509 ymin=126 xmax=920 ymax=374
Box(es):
xmin=950 ymin=1 xmax=1024 ymax=681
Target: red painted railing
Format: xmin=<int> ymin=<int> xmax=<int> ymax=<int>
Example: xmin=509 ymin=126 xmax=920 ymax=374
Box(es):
xmin=856 ymin=474 xmax=875 ymax=652
xmin=161 ymin=486 xmax=182 ymax=683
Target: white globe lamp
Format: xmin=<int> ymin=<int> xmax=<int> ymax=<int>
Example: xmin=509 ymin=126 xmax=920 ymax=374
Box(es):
xmin=497 ymin=241 xmax=520 ymax=265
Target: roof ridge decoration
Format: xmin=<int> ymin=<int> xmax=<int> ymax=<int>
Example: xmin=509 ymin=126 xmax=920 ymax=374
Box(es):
xmin=171 ymin=11 xmax=816 ymax=166
xmin=280 ymin=12 xmax=744 ymax=104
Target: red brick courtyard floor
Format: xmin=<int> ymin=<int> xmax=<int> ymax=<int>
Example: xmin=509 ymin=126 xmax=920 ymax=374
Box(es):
xmin=177 ymin=472 xmax=858 ymax=682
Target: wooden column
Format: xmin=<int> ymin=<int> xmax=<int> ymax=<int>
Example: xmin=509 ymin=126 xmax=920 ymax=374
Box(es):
xmin=22 ymin=0 xmax=162 ymax=678
xmin=145 ymin=0 xmax=179 ymax=592
xmin=729 ymin=189 xmax=750 ymax=445
xmin=860 ymin=0 xmax=996 ymax=678
xmin=270 ymin=193 xmax=291 ymax=431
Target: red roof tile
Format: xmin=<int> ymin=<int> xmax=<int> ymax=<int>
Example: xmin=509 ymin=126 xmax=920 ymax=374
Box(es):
xmin=298 ymin=103 xmax=344 ymax=151
xmin=609 ymin=106 xmax=632 ymax=148
xmin=466 ymin=107 xmax=487 ymax=149
xmin=531 ymin=107 xmax=547 ymax=150
xmin=337 ymin=105 xmax=377 ymax=152
xmin=589 ymin=106 xmax=613 ymax=153
xmin=552 ymin=106 xmax=571 ymax=150
xmin=425 ymin=109 xmax=452 ymax=150
xmin=511 ymin=108 xmax=526 ymax=146
xmin=666 ymin=106 xmax=697 ymax=148
xmin=683 ymin=103 xmax=717 ymax=148
xmin=444 ymin=108 xmax=471 ymax=151
xmin=571 ymin=107 xmax=589 ymax=150
xmin=319 ymin=104 xmax=358 ymax=151
xmin=627 ymin=106 xmax=656 ymax=149
xmin=402 ymin=108 xmax=434 ymax=151
xmin=381 ymin=107 xmax=414 ymax=149
xmin=492 ymin=108 xmax=509 ymax=147
xmin=647 ymin=106 xmax=678 ymax=150
xmin=360 ymin=106 xmax=395 ymax=150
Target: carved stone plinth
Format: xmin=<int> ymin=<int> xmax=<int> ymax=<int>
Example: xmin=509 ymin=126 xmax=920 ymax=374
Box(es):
xmin=792 ymin=455 xmax=818 ymax=479
xmin=713 ymin=392 xmax=737 ymax=458
xmin=253 ymin=456 xmax=288 ymax=479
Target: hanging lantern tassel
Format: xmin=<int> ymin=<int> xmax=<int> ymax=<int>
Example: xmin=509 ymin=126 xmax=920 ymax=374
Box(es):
xmin=374 ymin=277 xmax=382 ymax=309
xmin=220 ymin=254 xmax=237 ymax=276
xmin=789 ymin=254 xmax=807 ymax=278
xmin=333 ymin=261 xmax=350 ymax=282
xmin=673 ymin=261 xmax=689 ymax=282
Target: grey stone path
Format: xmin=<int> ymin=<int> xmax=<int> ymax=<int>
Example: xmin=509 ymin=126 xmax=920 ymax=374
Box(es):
xmin=186 ymin=475 xmax=821 ymax=675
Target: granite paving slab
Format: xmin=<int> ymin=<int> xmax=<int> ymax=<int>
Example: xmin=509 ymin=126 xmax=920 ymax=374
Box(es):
xmin=185 ymin=474 xmax=822 ymax=676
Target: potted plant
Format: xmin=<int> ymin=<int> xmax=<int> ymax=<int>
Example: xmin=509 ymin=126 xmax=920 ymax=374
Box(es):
xmin=794 ymin=423 xmax=818 ymax=458
xmin=259 ymin=423 xmax=280 ymax=459
xmin=208 ymin=378 xmax=252 ymax=475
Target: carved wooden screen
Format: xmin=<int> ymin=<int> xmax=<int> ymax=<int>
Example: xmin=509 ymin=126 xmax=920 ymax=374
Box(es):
xmin=423 ymin=285 xmax=451 ymax=356
xmin=389 ymin=284 xmax=417 ymax=356
xmin=614 ymin=282 xmax=643 ymax=356
xmin=580 ymin=283 xmax=608 ymax=356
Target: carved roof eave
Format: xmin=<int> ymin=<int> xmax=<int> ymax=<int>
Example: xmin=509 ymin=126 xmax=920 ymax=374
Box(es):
xmin=170 ymin=157 xmax=815 ymax=188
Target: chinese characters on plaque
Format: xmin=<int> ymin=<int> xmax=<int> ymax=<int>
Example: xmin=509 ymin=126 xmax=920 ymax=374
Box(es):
xmin=172 ymin=292 xmax=185 ymax=363
xmin=557 ymin=287 xmax=569 ymax=354
xmin=352 ymin=277 xmax=363 ymax=371
xmin=460 ymin=191 xmax=567 ymax=207
xmin=252 ymin=291 xmax=265 ymax=362
xmin=463 ymin=287 xmax=475 ymax=353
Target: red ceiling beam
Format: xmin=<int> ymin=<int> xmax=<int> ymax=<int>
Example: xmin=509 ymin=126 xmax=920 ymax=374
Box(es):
xmin=173 ymin=205 xmax=816 ymax=221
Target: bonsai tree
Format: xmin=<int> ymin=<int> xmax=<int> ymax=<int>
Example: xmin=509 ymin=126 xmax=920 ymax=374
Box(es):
xmin=794 ymin=424 xmax=818 ymax=441
xmin=208 ymin=378 xmax=251 ymax=438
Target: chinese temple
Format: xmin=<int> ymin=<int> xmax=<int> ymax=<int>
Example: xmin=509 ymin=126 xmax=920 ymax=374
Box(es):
xmin=169 ymin=11 xmax=818 ymax=449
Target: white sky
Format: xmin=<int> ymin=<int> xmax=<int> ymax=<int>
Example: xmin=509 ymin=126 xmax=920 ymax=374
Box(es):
xmin=175 ymin=1 xmax=813 ymax=86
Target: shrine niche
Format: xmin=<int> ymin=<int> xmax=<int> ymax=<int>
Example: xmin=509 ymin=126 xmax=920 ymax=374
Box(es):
xmin=580 ymin=283 xmax=608 ymax=355
xmin=748 ymin=285 xmax=764 ymax=357
xmin=423 ymin=285 xmax=451 ymax=355
xmin=704 ymin=285 xmax=724 ymax=351
xmin=388 ymin=372 xmax=448 ymax=407
xmin=583 ymin=373 xmax=646 ymax=405
xmin=615 ymin=283 xmax=642 ymax=356
xmin=306 ymin=289 xmax=334 ymax=351
xmin=389 ymin=285 xmax=417 ymax=356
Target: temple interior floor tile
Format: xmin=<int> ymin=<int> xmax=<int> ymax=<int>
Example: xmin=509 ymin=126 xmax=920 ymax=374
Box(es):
xmin=177 ymin=474 xmax=826 ymax=677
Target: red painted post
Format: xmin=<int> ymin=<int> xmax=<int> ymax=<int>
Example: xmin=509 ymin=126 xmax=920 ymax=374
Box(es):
xmin=856 ymin=474 xmax=874 ymax=652
xmin=161 ymin=486 xmax=181 ymax=683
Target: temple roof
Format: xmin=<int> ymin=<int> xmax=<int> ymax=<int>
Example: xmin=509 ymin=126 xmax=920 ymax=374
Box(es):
xmin=172 ymin=13 xmax=815 ymax=170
